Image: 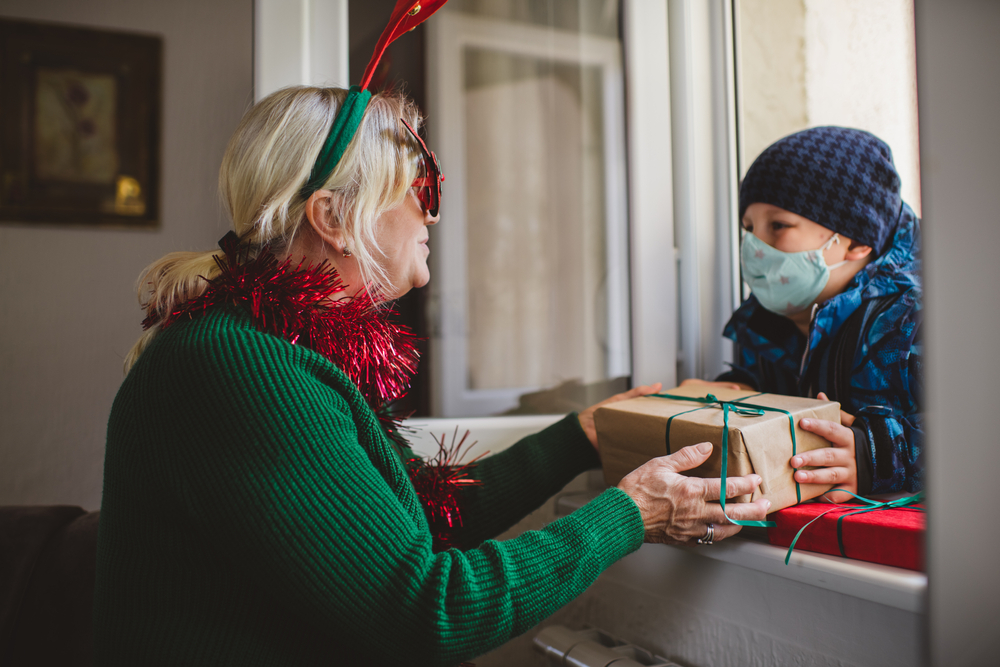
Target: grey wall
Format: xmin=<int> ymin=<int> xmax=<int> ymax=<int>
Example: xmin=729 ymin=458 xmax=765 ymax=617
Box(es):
xmin=0 ymin=0 xmax=253 ymax=510
xmin=916 ymin=1 xmax=1000 ymax=665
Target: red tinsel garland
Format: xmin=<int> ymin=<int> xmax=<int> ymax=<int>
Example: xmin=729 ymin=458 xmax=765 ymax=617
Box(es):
xmin=145 ymin=235 xmax=479 ymax=547
xmin=407 ymin=427 xmax=486 ymax=551
xmin=146 ymin=234 xmax=420 ymax=409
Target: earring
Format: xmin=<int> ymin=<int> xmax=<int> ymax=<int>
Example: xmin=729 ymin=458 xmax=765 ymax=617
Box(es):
xmin=343 ymin=248 xmax=352 ymax=257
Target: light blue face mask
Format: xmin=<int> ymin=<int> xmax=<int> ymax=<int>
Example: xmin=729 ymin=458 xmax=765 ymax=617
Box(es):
xmin=740 ymin=232 xmax=847 ymax=315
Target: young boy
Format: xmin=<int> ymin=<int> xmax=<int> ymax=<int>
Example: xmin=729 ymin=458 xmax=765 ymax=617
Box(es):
xmin=684 ymin=126 xmax=922 ymax=500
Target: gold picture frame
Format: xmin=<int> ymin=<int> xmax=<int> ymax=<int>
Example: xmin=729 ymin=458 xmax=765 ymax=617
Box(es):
xmin=0 ymin=18 xmax=162 ymax=226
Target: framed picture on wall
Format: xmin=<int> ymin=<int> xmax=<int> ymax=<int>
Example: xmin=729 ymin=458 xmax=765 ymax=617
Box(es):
xmin=0 ymin=18 xmax=161 ymax=227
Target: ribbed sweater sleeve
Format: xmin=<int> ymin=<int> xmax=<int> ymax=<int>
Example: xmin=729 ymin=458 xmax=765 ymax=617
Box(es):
xmin=97 ymin=310 xmax=644 ymax=666
xmin=443 ymin=415 xmax=602 ymax=549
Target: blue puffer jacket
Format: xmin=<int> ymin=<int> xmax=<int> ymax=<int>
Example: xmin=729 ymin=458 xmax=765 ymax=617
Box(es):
xmin=718 ymin=206 xmax=923 ymax=495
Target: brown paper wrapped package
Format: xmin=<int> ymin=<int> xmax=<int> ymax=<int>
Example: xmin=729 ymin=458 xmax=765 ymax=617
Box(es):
xmin=596 ymin=385 xmax=842 ymax=512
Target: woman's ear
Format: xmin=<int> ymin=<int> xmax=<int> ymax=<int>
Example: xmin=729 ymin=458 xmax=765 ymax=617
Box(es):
xmin=845 ymin=242 xmax=874 ymax=262
xmin=304 ymin=189 xmax=347 ymax=251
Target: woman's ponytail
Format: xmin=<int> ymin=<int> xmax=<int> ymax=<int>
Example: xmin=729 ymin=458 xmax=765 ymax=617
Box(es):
xmin=123 ymin=249 xmax=223 ymax=373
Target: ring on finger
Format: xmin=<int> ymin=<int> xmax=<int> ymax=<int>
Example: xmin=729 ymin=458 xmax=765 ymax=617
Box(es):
xmin=696 ymin=523 xmax=715 ymax=545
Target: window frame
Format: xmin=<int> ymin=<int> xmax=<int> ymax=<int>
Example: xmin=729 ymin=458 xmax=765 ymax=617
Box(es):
xmin=253 ymin=0 xmax=349 ymax=102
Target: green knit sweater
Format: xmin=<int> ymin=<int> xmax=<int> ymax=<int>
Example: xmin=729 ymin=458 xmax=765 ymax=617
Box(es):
xmin=93 ymin=307 xmax=644 ymax=666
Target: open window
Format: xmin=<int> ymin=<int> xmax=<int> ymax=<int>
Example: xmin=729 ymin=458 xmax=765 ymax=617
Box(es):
xmin=255 ymin=0 xmax=919 ymax=421
xmin=261 ymin=0 xmax=678 ymax=419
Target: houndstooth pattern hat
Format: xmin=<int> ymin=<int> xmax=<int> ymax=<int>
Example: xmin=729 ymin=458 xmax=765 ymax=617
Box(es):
xmin=739 ymin=126 xmax=903 ymax=256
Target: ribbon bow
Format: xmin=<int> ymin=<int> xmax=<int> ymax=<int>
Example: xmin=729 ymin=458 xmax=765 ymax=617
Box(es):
xmin=652 ymin=392 xmax=803 ymax=528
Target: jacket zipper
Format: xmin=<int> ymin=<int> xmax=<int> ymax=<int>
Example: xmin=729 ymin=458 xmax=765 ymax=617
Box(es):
xmin=799 ymin=303 xmax=820 ymax=378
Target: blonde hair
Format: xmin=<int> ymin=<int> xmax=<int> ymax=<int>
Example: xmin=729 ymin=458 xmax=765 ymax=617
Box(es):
xmin=124 ymin=86 xmax=423 ymax=373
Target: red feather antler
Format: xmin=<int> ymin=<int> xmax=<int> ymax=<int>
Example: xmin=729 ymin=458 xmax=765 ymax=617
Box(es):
xmin=360 ymin=1 xmax=450 ymax=90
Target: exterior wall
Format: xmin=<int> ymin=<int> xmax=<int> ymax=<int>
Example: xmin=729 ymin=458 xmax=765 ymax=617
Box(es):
xmin=0 ymin=0 xmax=253 ymax=509
xmin=738 ymin=0 xmax=920 ymax=214
xmin=737 ymin=0 xmax=808 ymax=176
xmin=804 ymin=0 xmax=921 ymax=213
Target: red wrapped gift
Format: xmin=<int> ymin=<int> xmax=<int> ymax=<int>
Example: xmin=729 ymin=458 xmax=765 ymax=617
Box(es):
xmin=767 ymin=498 xmax=926 ymax=571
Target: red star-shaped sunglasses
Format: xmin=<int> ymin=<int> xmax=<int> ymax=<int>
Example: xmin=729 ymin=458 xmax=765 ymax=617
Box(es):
xmin=401 ymin=117 xmax=444 ymax=216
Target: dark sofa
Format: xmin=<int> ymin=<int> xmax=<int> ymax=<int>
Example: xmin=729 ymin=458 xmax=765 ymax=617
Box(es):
xmin=0 ymin=505 xmax=99 ymax=667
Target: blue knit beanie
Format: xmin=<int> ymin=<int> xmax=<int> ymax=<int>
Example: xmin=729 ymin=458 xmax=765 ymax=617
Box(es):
xmin=739 ymin=126 xmax=903 ymax=256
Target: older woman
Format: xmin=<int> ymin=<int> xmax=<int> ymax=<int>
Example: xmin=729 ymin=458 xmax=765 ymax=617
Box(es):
xmin=92 ymin=84 xmax=769 ymax=666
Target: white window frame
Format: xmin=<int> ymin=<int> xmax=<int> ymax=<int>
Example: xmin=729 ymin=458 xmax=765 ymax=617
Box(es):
xmin=668 ymin=0 xmax=741 ymax=383
xmin=622 ymin=0 xmax=680 ymax=391
xmin=254 ymin=0 xmax=349 ymax=101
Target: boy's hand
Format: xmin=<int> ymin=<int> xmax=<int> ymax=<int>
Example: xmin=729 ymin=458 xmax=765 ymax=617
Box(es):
xmin=679 ymin=378 xmax=754 ymax=392
xmin=792 ymin=393 xmax=858 ymax=502
xmin=816 ymin=391 xmax=857 ymax=427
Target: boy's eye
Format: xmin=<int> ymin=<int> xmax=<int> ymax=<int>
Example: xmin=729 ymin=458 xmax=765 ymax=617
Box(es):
xmin=770 ymin=221 xmax=790 ymax=231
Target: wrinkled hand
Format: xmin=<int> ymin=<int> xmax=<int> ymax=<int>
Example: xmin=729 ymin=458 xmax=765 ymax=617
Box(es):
xmin=792 ymin=394 xmax=858 ymax=502
xmin=617 ymin=442 xmax=770 ymax=544
xmin=679 ymin=378 xmax=754 ymax=392
xmin=578 ymin=382 xmax=662 ymax=451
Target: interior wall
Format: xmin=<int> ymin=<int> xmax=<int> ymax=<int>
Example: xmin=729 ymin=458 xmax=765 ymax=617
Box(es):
xmin=0 ymin=0 xmax=253 ymax=510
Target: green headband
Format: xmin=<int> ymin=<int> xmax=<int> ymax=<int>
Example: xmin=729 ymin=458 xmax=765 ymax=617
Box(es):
xmin=301 ymin=86 xmax=372 ymax=197
xmin=299 ymin=1 xmax=448 ymax=198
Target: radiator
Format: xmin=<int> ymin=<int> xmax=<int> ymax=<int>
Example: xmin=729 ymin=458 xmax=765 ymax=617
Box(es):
xmin=533 ymin=626 xmax=680 ymax=667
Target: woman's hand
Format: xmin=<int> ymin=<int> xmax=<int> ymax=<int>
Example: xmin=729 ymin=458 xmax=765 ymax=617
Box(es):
xmin=679 ymin=378 xmax=754 ymax=392
xmin=617 ymin=442 xmax=770 ymax=544
xmin=792 ymin=394 xmax=858 ymax=502
xmin=578 ymin=383 xmax=662 ymax=451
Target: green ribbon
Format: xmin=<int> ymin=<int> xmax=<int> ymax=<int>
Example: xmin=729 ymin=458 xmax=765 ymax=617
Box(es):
xmin=301 ymin=86 xmax=373 ymax=197
xmin=653 ymin=392 xmax=793 ymax=528
xmin=782 ymin=490 xmax=925 ymax=564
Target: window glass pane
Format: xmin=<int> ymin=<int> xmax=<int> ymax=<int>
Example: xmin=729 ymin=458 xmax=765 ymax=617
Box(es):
xmin=446 ymin=0 xmax=618 ymax=38
xmin=465 ymin=52 xmax=608 ymax=391
xmin=427 ymin=3 xmax=630 ymax=416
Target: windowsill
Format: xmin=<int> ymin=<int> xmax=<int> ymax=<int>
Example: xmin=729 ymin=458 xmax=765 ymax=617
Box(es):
xmin=403 ymin=414 xmax=566 ymax=460
xmin=555 ymin=491 xmax=927 ymax=614
xmin=403 ymin=415 xmax=927 ymax=615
